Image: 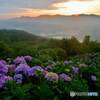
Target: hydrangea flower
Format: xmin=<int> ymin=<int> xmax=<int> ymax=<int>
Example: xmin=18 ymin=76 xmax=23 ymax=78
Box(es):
xmin=14 ymin=56 xmax=26 ymax=65
xmin=15 ymin=64 xmax=30 ymax=75
xmin=45 ymin=72 xmax=59 ymax=82
xmin=14 ymin=74 xmax=23 ymax=84
xmin=51 ymin=63 xmax=57 ymax=67
xmin=0 ymin=78 xmax=5 ymax=88
xmin=0 ymin=61 xmax=8 ymax=75
xmin=45 ymin=63 xmax=56 ymax=70
xmin=32 ymin=66 xmax=44 ymax=71
xmin=3 ymin=76 xmax=13 ymax=81
xmin=64 ymin=60 xmax=69 ymax=65
xmin=72 ymin=67 xmax=79 ymax=74
xmin=79 ymin=64 xmax=87 ymax=67
xmin=27 ymin=68 xmax=35 ymax=77
xmin=0 ymin=75 xmax=12 ymax=88
xmin=0 ymin=60 xmax=7 ymax=65
xmin=43 ymin=70 xmax=48 ymax=76
xmin=28 ymin=66 xmax=44 ymax=76
xmin=45 ymin=65 xmax=53 ymax=70
xmin=59 ymin=73 xmax=72 ymax=81
xmin=91 ymin=75 xmax=96 ymax=81
xmin=7 ymin=64 xmax=16 ymax=72
xmin=24 ymin=56 xmax=32 ymax=62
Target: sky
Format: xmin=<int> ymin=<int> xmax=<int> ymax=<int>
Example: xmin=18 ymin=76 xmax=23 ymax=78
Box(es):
xmin=0 ymin=0 xmax=100 ymax=19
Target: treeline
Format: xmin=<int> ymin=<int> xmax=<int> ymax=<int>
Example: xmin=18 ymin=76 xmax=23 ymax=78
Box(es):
xmin=0 ymin=30 xmax=100 ymax=60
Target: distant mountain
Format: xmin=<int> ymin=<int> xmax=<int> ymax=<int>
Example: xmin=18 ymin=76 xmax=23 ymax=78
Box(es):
xmin=14 ymin=14 xmax=100 ymax=20
xmin=13 ymin=14 xmax=100 ymax=20
xmin=0 ymin=15 xmax=100 ymax=41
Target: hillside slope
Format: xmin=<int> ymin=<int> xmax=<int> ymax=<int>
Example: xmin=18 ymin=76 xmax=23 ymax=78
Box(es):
xmin=0 ymin=29 xmax=46 ymax=42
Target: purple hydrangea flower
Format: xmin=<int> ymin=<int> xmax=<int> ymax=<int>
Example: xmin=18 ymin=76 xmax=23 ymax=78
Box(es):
xmin=45 ymin=63 xmax=56 ymax=70
xmin=0 ymin=75 xmax=12 ymax=88
xmin=45 ymin=65 xmax=53 ymax=70
xmin=59 ymin=73 xmax=72 ymax=81
xmin=15 ymin=64 xmax=30 ymax=75
xmin=24 ymin=56 xmax=32 ymax=62
xmin=79 ymin=64 xmax=87 ymax=67
xmin=14 ymin=56 xmax=26 ymax=65
xmin=51 ymin=63 xmax=57 ymax=67
xmin=28 ymin=66 xmax=44 ymax=76
xmin=0 ymin=60 xmax=7 ymax=65
xmin=72 ymin=67 xmax=79 ymax=74
xmin=45 ymin=72 xmax=59 ymax=82
xmin=91 ymin=75 xmax=96 ymax=81
xmin=27 ymin=68 xmax=35 ymax=76
xmin=7 ymin=64 xmax=16 ymax=72
xmin=4 ymin=76 xmax=13 ymax=81
xmin=0 ymin=61 xmax=8 ymax=75
xmin=64 ymin=60 xmax=69 ymax=65
xmin=14 ymin=74 xmax=23 ymax=84
xmin=0 ymin=78 xmax=5 ymax=88
xmin=31 ymin=66 xmax=44 ymax=71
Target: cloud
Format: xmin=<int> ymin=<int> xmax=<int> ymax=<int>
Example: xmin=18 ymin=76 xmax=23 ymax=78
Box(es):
xmin=0 ymin=0 xmax=96 ymax=10
xmin=0 ymin=0 xmax=64 ymax=9
xmin=0 ymin=0 xmax=100 ymax=19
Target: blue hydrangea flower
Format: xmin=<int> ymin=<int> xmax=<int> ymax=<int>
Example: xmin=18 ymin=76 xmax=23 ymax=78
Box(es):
xmin=28 ymin=68 xmax=35 ymax=76
xmin=59 ymin=73 xmax=72 ymax=81
xmin=28 ymin=66 xmax=44 ymax=76
xmin=14 ymin=74 xmax=23 ymax=84
xmin=31 ymin=66 xmax=44 ymax=71
xmin=72 ymin=67 xmax=79 ymax=74
xmin=15 ymin=64 xmax=30 ymax=75
xmin=91 ymin=75 xmax=96 ymax=81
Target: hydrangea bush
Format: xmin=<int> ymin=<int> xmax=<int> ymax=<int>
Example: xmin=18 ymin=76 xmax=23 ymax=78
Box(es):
xmin=0 ymin=54 xmax=99 ymax=100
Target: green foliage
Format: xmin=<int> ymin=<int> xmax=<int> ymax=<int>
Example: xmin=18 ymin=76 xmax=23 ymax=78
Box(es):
xmin=2 ymin=80 xmax=32 ymax=100
xmin=39 ymin=48 xmax=67 ymax=60
xmin=0 ymin=30 xmax=100 ymax=59
xmin=0 ymin=41 xmax=12 ymax=58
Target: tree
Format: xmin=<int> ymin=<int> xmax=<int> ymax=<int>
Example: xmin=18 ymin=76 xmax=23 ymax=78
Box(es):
xmin=82 ymin=36 xmax=91 ymax=53
xmin=83 ymin=35 xmax=90 ymax=45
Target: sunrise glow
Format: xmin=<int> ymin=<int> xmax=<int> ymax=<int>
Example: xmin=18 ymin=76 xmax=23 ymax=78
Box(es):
xmin=26 ymin=0 xmax=100 ymax=17
xmin=52 ymin=0 xmax=100 ymax=15
xmin=0 ymin=0 xmax=100 ymax=19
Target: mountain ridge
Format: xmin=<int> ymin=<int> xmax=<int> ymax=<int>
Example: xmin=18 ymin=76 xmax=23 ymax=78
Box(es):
xmin=9 ymin=14 xmax=100 ymax=20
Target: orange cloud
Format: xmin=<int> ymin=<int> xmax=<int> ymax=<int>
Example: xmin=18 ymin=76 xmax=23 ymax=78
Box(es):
xmin=0 ymin=0 xmax=100 ymax=19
